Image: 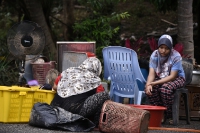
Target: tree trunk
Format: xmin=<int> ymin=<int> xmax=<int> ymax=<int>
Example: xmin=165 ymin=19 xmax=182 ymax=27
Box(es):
xmin=177 ymin=0 xmax=194 ymax=60
xmin=23 ymin=0 xmax=57 ymax=61
xmin=63 ymin=0 xmax=75 ymax=41
xmin=198 ymin=2 xmax=200 ymax=51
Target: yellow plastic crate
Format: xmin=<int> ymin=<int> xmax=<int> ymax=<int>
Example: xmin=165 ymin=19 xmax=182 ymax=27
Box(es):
xmin=0 ymin=86 xmax=35 ymax=123
xmin=33 ymin=88 xmax=56 ymax=104
xmin=0 ymin=86 xmax=56 ymax=123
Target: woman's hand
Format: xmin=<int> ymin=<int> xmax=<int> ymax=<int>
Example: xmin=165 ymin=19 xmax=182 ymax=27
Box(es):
xmin=52 ymin=83 xmax=57 ymax=91
xmin=149 ymin=82 xmax=156 ymax=87
xmin=145 ymin=84 xmax=153 ymax=95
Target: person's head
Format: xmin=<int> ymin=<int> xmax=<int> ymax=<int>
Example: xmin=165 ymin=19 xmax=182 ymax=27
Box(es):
xmin=158 ymin=34 xmax=173 ymax=57
xmin=78 ymin=57 xmax=102 ymax=76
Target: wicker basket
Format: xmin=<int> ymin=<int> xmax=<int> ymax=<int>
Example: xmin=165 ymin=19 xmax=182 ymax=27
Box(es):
xmin=31 ymin=61 xmax=56 ymax=85
xmin=99 ymin=100 xmax=150 ymax=133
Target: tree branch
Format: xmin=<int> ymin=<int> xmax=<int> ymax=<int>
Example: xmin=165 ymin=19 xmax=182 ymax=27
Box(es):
xmin=161 ymin=19 xmax=177 ymax=26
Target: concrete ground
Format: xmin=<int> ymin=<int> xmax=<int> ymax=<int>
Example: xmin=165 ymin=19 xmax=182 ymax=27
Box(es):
xmin=0 ymin=118 xmax=200 ymax=133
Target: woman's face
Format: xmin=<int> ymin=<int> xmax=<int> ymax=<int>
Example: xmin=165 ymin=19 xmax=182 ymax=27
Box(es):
xmin=158 ymin=44 xmax=170 ymax=57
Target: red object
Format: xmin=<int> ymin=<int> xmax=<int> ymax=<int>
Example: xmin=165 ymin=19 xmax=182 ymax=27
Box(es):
xmin=86 ymin=52 xmax=96 ymax=57
xmin=96 ymin=84 xmax=105 ymax=93
xmin=174 ymin=43 xmax=184 ymax=56
xmin=54 ymin=75 xmax=61 ymax=85
xmin=125 ymin=38 xmax=131 ymax=48
xmin=128 ymin=104 xmax=166 ymax=127
xmin=148 ymin=37 xmax=158 ymax=51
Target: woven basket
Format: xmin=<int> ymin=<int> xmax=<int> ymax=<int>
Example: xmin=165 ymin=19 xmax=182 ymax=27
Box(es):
xmin=99 ymin=100 xmax=150 ymax=133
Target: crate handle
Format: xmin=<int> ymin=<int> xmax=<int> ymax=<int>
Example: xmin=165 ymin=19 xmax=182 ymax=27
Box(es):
xmin=19 ymin=92 xmax=27 ymax=95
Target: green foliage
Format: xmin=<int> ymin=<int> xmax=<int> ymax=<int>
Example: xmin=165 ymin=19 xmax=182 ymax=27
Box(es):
xmin=78 ymin=0 xmax=124 ymax=15
xmin=0 ymin=39 xmax=19 ymax=86
xmin=0 ymin=57 xmax=19 ymax=86
xmin=0 ymin=13 xmax=15 ymax=40
xmin=73 ymin=12 xmax=129 ymax=46
xmin=73 ymin=0 xmax=130 ymax=52
xmin=151 ymin=0 xmax=177 ymax=13
xmin=0 ymin=2 xmax=19 ymax=85
xmin=0 ymin=39 xmax=19 ymax=85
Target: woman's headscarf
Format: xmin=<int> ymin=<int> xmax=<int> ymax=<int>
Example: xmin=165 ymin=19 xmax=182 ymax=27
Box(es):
xmin=57 ymin=57 xmax=102 ymax=98
xmin=150 ymin=34 xmax=182 ymax=78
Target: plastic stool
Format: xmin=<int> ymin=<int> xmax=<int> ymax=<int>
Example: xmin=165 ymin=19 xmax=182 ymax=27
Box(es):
xmin=172 ymin=59 xmax=193 ymax=126
xmin=172 ymin=88 xmax=190 ymax=126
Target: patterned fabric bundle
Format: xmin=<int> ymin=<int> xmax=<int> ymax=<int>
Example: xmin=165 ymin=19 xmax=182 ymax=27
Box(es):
xmin=57 ymin=57 xmax=102 ymax=98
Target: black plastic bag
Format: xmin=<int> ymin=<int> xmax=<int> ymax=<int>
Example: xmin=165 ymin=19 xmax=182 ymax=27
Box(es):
xmin=29 ymin=102 xmax=95 ymax=132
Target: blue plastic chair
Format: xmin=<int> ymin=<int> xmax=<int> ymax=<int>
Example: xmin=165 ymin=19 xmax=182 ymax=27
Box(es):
xmin=102 ymin=46 xmax=147 ymax=105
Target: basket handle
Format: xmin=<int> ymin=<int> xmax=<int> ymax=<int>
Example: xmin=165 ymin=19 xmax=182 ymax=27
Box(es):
xmin=100 ymin=112 xmax=108 ymax=124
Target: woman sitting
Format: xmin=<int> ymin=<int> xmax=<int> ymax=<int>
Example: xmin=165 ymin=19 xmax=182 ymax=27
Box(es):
xmin=50 ymin=57 xmax=110 ymax=126
xmin=145 ymin=34 xmax=185 ymax=124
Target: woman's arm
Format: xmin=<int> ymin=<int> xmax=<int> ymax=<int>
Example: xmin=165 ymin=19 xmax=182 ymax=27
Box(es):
xmin=146 ymin=68 xmax=156 ymax=87
xmin=52 ymin=75 xmax=62 ymax=91
xmin=145 ymin=68 xmax=156 ymax=95
xmin=52 ymin=83 xmax=57 ymax=91
xmin=150 ymin=70 xmax=178 ymax=86
xmin=145 ymin=69 xmax=178 ymax=95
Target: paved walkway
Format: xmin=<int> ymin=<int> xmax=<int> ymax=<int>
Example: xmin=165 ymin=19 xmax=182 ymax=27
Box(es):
xmin=0 ymin=119 xmax=200 ymax=133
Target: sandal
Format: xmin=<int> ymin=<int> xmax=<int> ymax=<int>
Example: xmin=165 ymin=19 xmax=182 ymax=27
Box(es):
xmin=168 ymin=119 xmax=173 ymax=125
xmin=163 ymin=118 xmax=173 ymax=125
xmin=161 ymin=114 xmax=173 ymax=125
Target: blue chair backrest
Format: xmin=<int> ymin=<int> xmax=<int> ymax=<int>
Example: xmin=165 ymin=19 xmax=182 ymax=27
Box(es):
xmin=102 ymin=46 xmax=146 ymax=98
xmin=140 ymin=68 xmax=148 ymax=80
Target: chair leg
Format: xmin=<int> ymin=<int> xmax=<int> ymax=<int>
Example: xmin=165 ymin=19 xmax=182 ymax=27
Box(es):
xmin=134 ymin=91 xmax=143 ymax=105
xmin=114 ymin=94 xmax=123 ymax=103
xmin=129 ymin=98 xmax=134 ymax=104
xmin=183 ymin=91 xmax=190 ymax=124
xmin=172 ymin=90 xmax=180 ymax=126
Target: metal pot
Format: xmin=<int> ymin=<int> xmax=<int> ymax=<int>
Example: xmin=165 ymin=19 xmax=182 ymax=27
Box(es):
xmin=190 ymin=71 xmax=200 ymax=85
